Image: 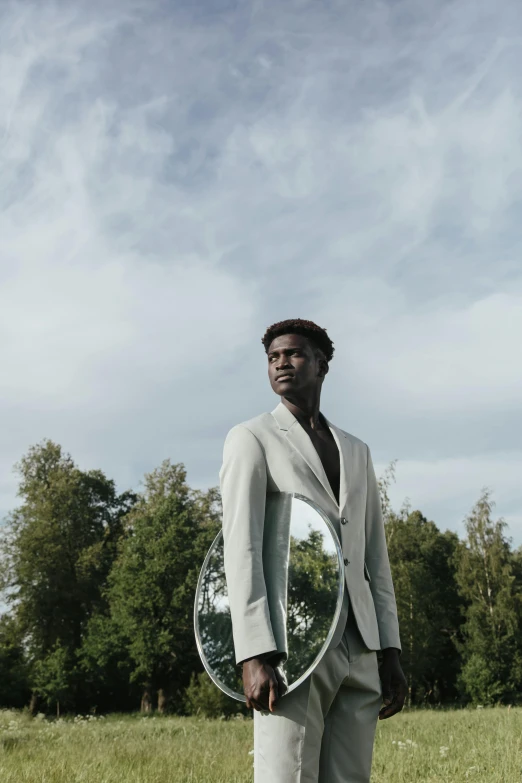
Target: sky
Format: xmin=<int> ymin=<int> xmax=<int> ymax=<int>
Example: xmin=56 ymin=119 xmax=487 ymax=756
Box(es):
xmin=1 ymin=0 xmax=522 ymax=546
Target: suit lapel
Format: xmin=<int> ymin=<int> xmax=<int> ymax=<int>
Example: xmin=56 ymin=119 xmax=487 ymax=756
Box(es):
xmin=326 ymin=420 xmax=353 ymax=512
xmin=271 ymin=403 xmax=340 ymax=508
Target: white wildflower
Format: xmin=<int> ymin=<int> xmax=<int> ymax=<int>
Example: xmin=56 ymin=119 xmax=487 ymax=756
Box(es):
xmin=393 ymin=739 xmax=417 ymax=750
xmin=439 ymin=746 xmax=450 ymax=758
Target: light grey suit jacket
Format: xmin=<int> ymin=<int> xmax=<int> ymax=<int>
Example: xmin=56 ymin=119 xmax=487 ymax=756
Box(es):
xmin=219 ymin=402 xmax=401 ymax=665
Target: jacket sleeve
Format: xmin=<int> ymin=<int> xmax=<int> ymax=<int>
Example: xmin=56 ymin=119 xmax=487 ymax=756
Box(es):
xmin=219 ymin=425 xmax=278 ymax=664
xmin=364 ymin=445 xmax=401 ymax=651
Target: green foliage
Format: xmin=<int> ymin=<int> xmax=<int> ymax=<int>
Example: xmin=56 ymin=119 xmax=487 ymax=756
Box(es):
xmin=1 ymin=445 xmax=521 ymax=715
xmin=32 ymin=641 xmax=72 ymax=716
xmin=183 ymin=671 xmax=245 ymax=718
xmin=77 ymin=611 xmax=138 ymax=713
xmin=453 ymin=490 xmax=522 ymax=704
xmin=93 ymin=460 xmax=220 ymax=710
xmin=286 ymin=529 xmax=339 ymax=680
xmin=196 ymin=540 xmax=243 ymax=695
xmin=386 ymin=509 xmax=463 ymax=704
xmin=0 ymin=440 xmax=137 ymax=712
xmin=457 ymin=653 xmax=506 ymax=705
xmin=0 ymin=614 xmax=29 ymax=707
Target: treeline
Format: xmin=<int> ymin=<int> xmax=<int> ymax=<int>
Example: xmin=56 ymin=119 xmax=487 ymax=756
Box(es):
xmin=378 ymin=463 xmax=522 ymax=707
xmin=0 ymin=441 xmax=521 ymax=717
xmin=0 ymin=441 xmax=221 ymax=717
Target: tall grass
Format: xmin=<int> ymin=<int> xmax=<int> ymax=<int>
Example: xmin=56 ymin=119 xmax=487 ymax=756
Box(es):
xmin=0 ymin=706 xmax=520 ymax=782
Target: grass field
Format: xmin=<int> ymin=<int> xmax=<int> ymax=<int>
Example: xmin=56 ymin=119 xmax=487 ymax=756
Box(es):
xmin=0 ymin=706 xmax=521 ymax=782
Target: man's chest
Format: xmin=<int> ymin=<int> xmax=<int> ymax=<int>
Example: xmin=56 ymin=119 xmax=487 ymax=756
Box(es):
xmin=260 ymin=430 xmax=366 ymax=546
xmin=304 ymin=428 xmax=341 ymax=502
xmin=260 ymin=427 xmax=345 ymax=506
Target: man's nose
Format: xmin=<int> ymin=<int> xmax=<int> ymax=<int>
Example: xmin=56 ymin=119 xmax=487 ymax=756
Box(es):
xmin=276 ymin=356 xmax=292 ymax=370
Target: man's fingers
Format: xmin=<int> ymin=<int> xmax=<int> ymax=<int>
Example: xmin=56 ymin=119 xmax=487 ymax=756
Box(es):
xmin=378 ymin=681 xmax=407 ymax=720
xmin=245 ymin=695 xmax=261 ymax=711
xmin=378 ymin=691 xmax=397 ymax=720
xmin=244 ymin=685 xmax=266 ymax=712
xmin=242 ymin=660 xmax=281 ymax=712
xmin=380 ymin=674 xmax=392 ymax=705
xmin=268 ymin=677 xmax=279 ymax=712
xmin=274 ymin=666 xmax=288 ymax=698
xmin=249 ymin=684 xmax=271 ymax=712
xmin=378 ymin=699 xmax=403 ymax=720
xmin=381 ymin=685 xmax=392 ymax=703
xmin=246 ymin=690 xmax=266 ymax=711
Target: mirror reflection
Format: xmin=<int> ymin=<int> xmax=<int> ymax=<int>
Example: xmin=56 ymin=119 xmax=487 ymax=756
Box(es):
xmin=195 ymin=493 xmax=344 ymax=701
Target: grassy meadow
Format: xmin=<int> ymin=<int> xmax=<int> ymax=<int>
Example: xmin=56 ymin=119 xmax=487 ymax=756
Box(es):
xmin=0 ymin=706 xmax=521 ymax=782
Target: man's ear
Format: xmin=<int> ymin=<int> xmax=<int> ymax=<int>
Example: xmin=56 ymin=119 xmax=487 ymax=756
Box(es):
xmin=318 ymin=357 xmax=329 ymax=379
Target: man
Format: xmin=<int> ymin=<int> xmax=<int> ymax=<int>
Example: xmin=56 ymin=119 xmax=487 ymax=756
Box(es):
xmin=219 ymin=318 xmax=406 ymax=783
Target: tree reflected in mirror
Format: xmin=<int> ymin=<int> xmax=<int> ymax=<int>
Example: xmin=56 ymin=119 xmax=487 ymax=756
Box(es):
xmin=285 ymin=529 xmax=339 ymax=682
xmin=195 ymin=493 xmax=343 ymax=701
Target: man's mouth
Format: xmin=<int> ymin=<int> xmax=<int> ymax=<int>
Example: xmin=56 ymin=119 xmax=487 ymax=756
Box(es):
xmin=276 ymin=374 xmax=294 ymax=382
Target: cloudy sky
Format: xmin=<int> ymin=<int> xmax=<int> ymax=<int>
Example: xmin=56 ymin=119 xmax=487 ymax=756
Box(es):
xmin=1 ymin=0 xmax=521 ymax=545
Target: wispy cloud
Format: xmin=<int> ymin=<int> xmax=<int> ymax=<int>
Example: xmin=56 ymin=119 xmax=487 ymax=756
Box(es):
xmin=380 ymin=451 xmax=522 ymax=545
xmin=1 ymin=0 xmax=521 ymax=541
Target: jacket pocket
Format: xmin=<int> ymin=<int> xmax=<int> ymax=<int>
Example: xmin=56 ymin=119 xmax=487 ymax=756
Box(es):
xmin=364 ymin=562 xmax=372 ymax=583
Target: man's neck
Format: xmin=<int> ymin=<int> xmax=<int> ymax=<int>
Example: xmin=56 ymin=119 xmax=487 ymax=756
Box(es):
xmin=281 ymin=394 xmax=325 ymax=431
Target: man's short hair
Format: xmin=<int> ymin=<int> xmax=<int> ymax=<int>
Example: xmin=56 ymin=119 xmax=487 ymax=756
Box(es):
xmin=261 ymin=319 xmax=335 ymax=362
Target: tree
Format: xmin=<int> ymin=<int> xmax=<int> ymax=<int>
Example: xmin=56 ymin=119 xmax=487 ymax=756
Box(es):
xmin=184 ymin=671 xmax=245 ymax=719
xmin=377 ymin=459 xmax=398 ymax=525
xmin=453 ymin=489 xmax=522 ymax=704
xmin=0 ymin=614 xmax=29 ymax=708
xmin=386 ymin=510 xmax=463 ymax=704
xmin=286 ymin=530 xmax=339 ymax=681
xmin=0 ymin=440 xmax=136 ymax=712
xmin=32 ymin=641 xmax=71 ymax=717
xmin=378 ymin=460 xmax=463 ymax=704
xmin=95 ymin=460 xmax=220 ymax=712
xmin=77 ymin=610 xmax=138 ymax=713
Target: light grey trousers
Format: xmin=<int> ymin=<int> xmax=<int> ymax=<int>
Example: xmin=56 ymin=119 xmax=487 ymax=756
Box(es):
xmin=253 ymin=612 xmax=382 ymax=783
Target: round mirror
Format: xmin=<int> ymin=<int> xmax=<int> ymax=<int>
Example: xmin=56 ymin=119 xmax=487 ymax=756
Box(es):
xmin=194 ymin=492 xmax=344 ymax=701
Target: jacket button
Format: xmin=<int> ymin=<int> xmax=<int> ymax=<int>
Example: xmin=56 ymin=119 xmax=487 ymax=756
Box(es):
xmin=344 ymin=558 xmax=349 ymax=566
xmin=340 ymin=517 xmax=348 ymax=525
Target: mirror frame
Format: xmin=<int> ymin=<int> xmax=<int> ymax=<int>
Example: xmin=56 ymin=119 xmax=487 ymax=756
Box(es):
xmin=193 ymin=492 xmax=345 ymax=702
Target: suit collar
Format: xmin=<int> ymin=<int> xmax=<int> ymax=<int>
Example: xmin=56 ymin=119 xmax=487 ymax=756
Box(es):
xmin=271 ymin=401 xmax=298 ymax=432
xmin=270 ymin=402 xmax=352 ymax=510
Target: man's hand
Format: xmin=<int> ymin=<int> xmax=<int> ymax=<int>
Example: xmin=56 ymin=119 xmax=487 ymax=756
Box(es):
xmin=242 ymin=656 xmax=287 ymax=712
xmin=378 ymin=648 xmax=407 ymax=720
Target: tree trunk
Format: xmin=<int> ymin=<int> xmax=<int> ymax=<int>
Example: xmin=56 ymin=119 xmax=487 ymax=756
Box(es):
xmin=157 ymin=688 xmax=168 ymax=714
xmin=140 ymin=685 xmax=152 ymax=713
xmin=57 ymin=700 xmax=60 ymax=718
xmin=28 ymin=691 xmax=39 ymax=715
xmin=408 ymin=592 xmax=413 ymax=708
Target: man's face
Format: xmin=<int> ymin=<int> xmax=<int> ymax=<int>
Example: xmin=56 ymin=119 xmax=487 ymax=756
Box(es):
xmin=267 ymin=333 xmax=326 ymax=397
